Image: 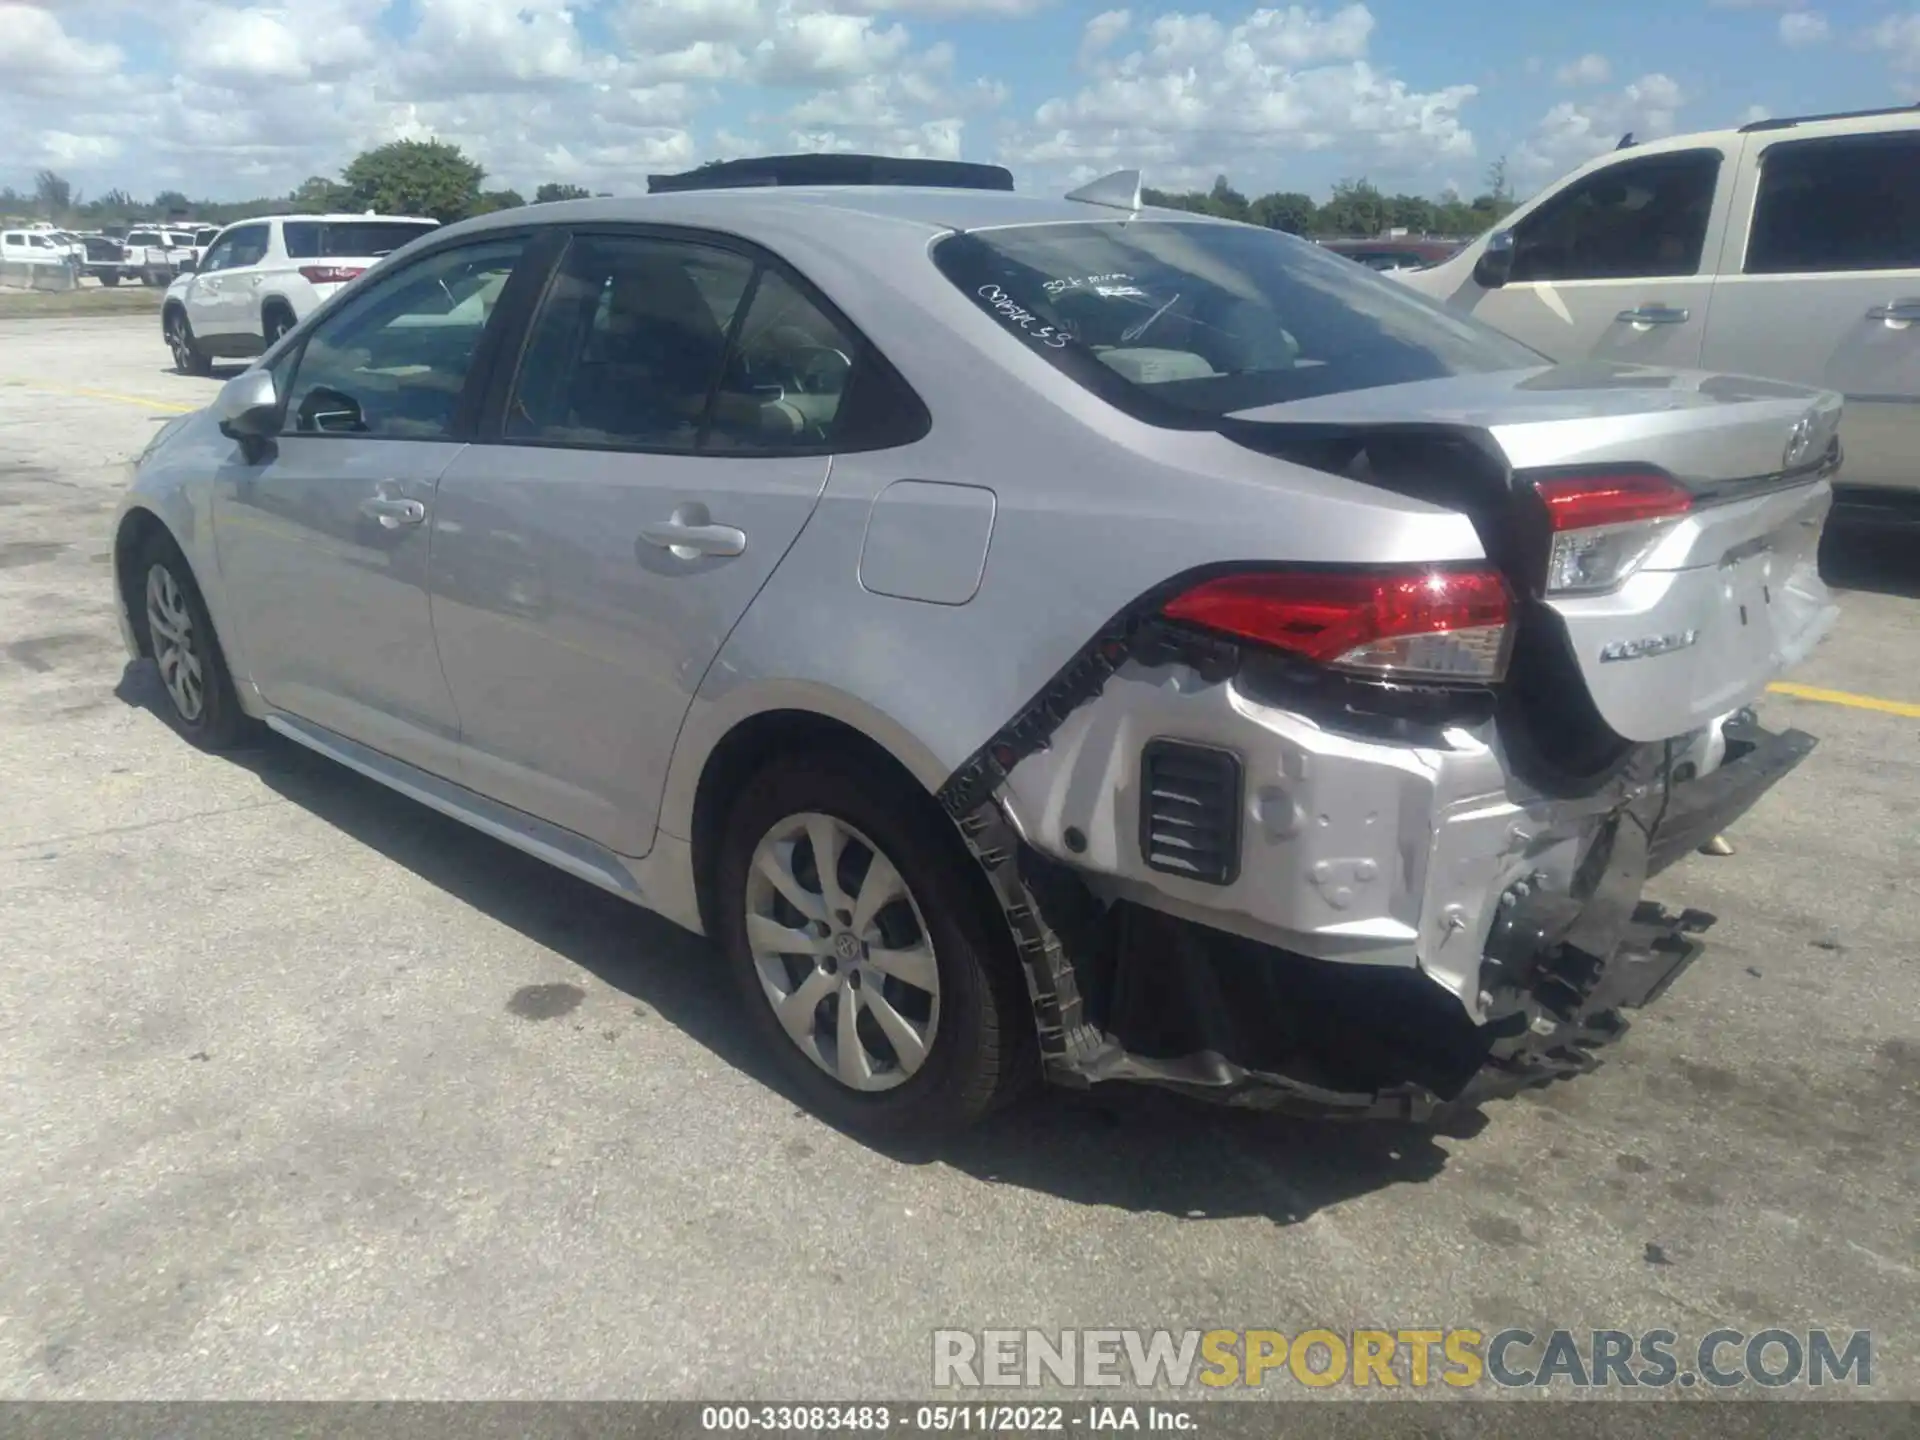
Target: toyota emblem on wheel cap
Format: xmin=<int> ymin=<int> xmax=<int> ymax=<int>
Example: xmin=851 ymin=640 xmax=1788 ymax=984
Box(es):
xmin=1783 ymin=412 xmax=1818 ymax=469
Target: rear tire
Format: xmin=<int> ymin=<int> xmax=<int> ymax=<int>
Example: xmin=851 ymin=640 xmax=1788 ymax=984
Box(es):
xmin=164 ymin=309 xmax=211 ymax=376
xmin=135 ymin=531 xmax=253 ymax=752
xmin=262 ymin=305 xmax=294 ymax=348
xmin=715 ymin=751 xmax=1035 ymax=1137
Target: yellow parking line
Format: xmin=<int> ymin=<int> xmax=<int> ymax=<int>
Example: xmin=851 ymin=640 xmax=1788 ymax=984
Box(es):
xmin=4 ymin=381 xmax=197 ymax=413
xmin=1768 ymin=682 xmax=1920 ymax=718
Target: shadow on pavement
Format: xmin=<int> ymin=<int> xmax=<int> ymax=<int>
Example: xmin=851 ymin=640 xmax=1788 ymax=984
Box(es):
xmin=1821 ymin=511 xmax=1920 ymax=600
xmin=114 ymin=659 xmax=1469 ymax=1226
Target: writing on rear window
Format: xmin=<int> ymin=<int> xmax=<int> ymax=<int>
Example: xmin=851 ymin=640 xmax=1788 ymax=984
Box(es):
xmin=1044 ymin=272 xmax=1142 ymax=298
xmin=976 ymin=284 xmax=1070 ymax=348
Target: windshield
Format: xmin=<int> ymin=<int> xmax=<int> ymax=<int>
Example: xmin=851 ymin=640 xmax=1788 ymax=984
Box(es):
xmin=284 ymin=220 xmax=438 ymax=259
xmin=931 ymin=221 xmax=1541 ymax=422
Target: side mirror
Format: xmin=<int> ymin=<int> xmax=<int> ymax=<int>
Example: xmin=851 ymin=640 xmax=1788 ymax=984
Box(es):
xmin=214 ymin=369 xmax=280 ymax=454
xmin=1474 ymin=229 xmax=1515 ymax=290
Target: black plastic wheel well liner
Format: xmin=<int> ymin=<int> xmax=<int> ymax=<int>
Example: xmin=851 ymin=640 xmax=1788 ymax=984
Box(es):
xmin=114 ymin=507 xmax=172 ymax=654
xmin=689 ymin=709 xmax=1001 ymax=945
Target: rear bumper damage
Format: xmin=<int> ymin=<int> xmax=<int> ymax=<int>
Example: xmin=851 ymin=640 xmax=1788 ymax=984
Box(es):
xmin=949 ymin=689 xmax=1814 ymax=1118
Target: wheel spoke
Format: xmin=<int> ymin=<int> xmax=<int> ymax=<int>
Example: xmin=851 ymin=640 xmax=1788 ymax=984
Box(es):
xmin=755 ymin=842 xmax=826 ymax=923
xmin=147 ymin=609 xmax=182 ymax=645
xmin=156 ymin=647 xmax=178 ymax=683
xmin=861 ymin=985 xmax=929 ymax=1074
xmin=747 ymin=912 xmax=826 ymax=957
xmin=834 ymin=984 xmax=871 ymax=1087
xmin=178 ymin=645 xmax=202 ymax=683
xmin=807 ymin=815 xmax=852 ymax=916
xmin=850 ymin=851 xmax=906 ymax=935
xmin=774 ymin=966 xmax=837 ymax=1045
xmin=865 ymin=941 xmax=937 ymax=994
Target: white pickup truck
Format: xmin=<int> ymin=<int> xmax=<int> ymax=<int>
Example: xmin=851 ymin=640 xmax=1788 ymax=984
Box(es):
xmin=122 ymin=228 xmax=202 ymax=287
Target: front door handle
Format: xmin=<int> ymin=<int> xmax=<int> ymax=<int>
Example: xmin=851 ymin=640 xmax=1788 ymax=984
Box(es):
xmin=359 ymin=496 xmax=426 ymax=528
xmin=639 ymin=512 xmax=746 ymax=560
xmin=1616 ymin=305 xmax=1690 ymax=326
xmin=1866 ymin=300 xmax=1920 ymax=325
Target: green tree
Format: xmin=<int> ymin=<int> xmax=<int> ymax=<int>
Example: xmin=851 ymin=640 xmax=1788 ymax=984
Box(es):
xmin=342 ymin=139 xmax=486 ymax=223
xmin=34 ymin=170 xmax=72 ymax=218
xmin=1206 ymin=174 xmax=1250 ymax=223
xmin=1484 ymin=155 xmax=1513 ymax=208
xmin=534 ymin=181 xmax=592 ymax=203
xmin=151 ymin=189 xmax=191 ymax=220
xmin=1249 ymin=191 xmax=1317 ymax=233
xmin=290 ymin=174 xmax=348 ymax=210
xmin=1315 ymin=177 xmax=1388 ymax=237
xmin=472 ymin=188 xmax=526 ymax=214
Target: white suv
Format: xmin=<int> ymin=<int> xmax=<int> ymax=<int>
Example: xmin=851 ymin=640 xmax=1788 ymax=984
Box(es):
xmin=1395 ymin=102 xmax=1920 ymax=512
xmin=161 ymin=212 xmax=438 ymax=374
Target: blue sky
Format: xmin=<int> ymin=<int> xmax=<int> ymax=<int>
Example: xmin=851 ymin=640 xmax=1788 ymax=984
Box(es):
xmin=4 ymin=0 xmax=1918 ymax=203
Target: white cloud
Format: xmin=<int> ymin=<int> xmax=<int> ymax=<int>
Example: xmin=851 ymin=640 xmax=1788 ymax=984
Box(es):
xmin=1080 ymin=8 xmax=1132 ymax=67
xmin=183 ymin=6 xmax=378 ymax=87
xmin=1554 ymin=53 xmax=1611 ymax=86
xmin=1515 ymin=72 xmax=1686 ymax=180
xmin=1739 ymin=102 xmax=1771 ymax=124
xmin=3 ymin=0 xmax=1500 ymax=207
xmin=0 ymin=3 xmax=122 ymax=97
xmin=1777 ymin=10 xmax=1828 ymax=46
xmin=1868 ymin=12 xmax=1920 ymax=70
xmin=1008 ymin=3 xmax=1475 ymax=193
xmin=753 ymin=13 xmax=915 ymax=84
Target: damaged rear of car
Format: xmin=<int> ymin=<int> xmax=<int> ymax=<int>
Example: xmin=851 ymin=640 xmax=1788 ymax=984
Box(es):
xmin=910 ymin=213 xmax=1837 ymax=1120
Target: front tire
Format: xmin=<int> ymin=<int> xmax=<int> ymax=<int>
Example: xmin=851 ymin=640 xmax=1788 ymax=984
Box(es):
xmin=715 ymin=752 xmax=1035 ymax=1136
xmin=136 ymin=531 xmax=251 ymax=751
xmin=164 ymin=309 xmax=211 ymax=376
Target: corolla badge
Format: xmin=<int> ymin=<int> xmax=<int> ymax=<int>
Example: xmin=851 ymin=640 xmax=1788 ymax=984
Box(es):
xmin=1600 ymin=630 xmax=1699 ymax=663
xmin=1783 ymin=412 xmax=1819 ymax=470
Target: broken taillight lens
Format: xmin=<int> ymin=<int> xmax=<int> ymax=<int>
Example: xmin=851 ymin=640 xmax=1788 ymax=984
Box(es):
xmin=299 ymin=265 xmax=365 ymax=285
xmin=1534 ymin=470 xmax=1692 ymax=596
xmin=1162 ymin=566 xmax=1513 ymax=683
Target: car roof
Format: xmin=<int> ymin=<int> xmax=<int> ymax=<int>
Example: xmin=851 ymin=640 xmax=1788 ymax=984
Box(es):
xmin=460 ymin=185 xmax=1236 ymax=245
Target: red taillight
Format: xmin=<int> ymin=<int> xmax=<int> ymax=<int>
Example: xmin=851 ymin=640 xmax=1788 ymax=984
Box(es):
xmin=1532 ymin=469 xmax=1692 ymax=595
xmin=1535 ymin=470 xmax=1691 ymax=531
xmin=299 ymin=265 xmax=364 ymax=285
xmin=1162 ymin=566 xmax=1513 ymax=683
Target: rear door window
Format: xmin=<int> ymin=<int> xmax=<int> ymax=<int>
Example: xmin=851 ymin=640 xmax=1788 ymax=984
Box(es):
xmin=505 ymin=233 xmax=753 ymax=452
xmin=1745 ymin=132 xmax=1920 ymax=274
xmin=1509 ymin=150 xmax=1723 ymax=282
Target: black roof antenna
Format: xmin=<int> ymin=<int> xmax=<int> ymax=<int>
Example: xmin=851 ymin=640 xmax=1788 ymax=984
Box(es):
xmin=1615 ymin=132 xmax=1636 ymax=150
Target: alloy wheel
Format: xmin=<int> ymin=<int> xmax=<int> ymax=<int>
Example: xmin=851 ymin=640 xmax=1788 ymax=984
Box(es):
xmin=166 ymin=316 xmax=194 ymax=371
xmin=145 ymin=562 xmax=205 ymax=722
xmin=744 ymin=811 xmax=941 ymax=1093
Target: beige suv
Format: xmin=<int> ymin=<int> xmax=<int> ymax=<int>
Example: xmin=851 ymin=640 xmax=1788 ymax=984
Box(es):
xmin=1396 ymin=102 xmax=1920 ymax=516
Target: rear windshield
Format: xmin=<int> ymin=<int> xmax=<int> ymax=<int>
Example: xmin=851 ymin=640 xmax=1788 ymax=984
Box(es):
xmin=283 ymin=220 xmax=438 ymax=259
xmin=931 ymin=221 xmax=1539 ymax=423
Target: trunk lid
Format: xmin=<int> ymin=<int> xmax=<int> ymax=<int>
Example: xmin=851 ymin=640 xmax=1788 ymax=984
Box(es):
xmin=1223 ymin=362 xmax=1843 ymax=744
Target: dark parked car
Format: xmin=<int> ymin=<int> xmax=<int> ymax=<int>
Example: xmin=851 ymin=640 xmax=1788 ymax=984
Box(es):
xmin=1320 ymin=238 xmax=1463 ymax=271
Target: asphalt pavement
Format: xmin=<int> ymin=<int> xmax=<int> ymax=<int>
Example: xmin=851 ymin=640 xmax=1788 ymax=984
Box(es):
xmin=0 ymin=315 xmax=1914 ymax=1400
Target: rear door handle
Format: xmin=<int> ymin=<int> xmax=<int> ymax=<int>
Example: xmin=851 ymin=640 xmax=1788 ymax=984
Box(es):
xmin=359 ymin=496 xmax=426 ymax=528
xmin=1866 ymin=300 xmax=1920 ymax=325
xmin=639 ymin=516 xmax=746 ymax=559
xmin=1616 ymin=305 xmax=1691 ymax=326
